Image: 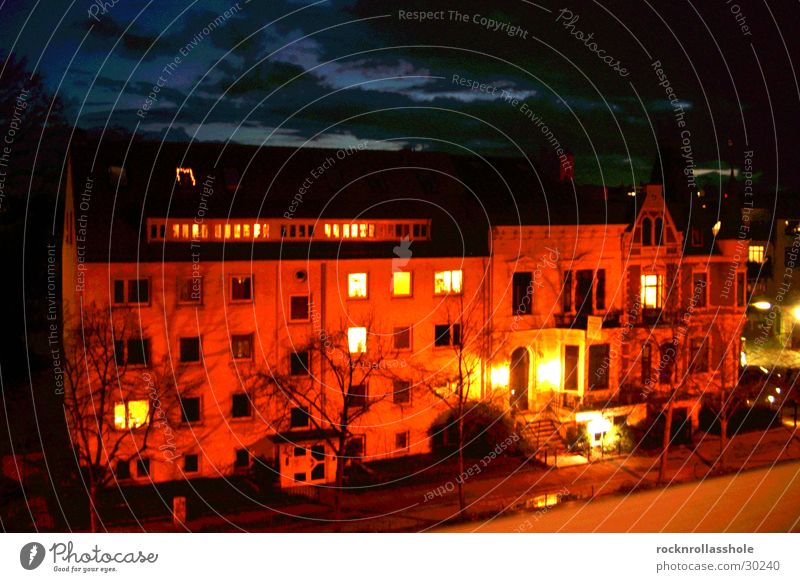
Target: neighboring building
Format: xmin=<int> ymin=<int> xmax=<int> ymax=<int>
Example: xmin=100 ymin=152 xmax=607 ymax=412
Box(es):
xmin=61 ymin=140 xmax=747 ymax=487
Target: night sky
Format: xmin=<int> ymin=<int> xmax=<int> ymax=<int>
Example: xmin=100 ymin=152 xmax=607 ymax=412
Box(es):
xmin=2 ymin=0 xmax=799 ymax=188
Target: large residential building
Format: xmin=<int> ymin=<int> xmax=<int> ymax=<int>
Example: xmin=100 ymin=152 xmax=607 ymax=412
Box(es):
xmin=61 ymin=140 xmax=747 ymax=488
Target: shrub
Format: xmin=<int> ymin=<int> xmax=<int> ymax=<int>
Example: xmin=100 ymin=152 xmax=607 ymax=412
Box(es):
xmin=428 ymin=401 xmax=519 ymax=458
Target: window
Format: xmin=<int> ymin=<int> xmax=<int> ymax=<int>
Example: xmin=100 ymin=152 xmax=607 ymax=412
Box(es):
xmin=512 ymin=272 xmax=533 ymax=315
xmin=113 ymin=400 xmax=150 ymax=430
xmin=231 ymin=334 xmax=253 ymax=360
xmin=562 ymin=270 xmax=572 ymax=312
xmin=434 ymin=324 xmax=461 ymax=347
xmin=345 ymin=435 xmax=365 ymax=459
xmin=179 ymin=337 xmax=201 ymax=363
xmin=692 ymin=272 xmax=707 ymax=307
xmin=690 ymin=338 xmax=709 ymax=373
xmin=348 ymin=273 xmax=368 ymax=298
xmin=564 ymin=345 xmax=579 ymax=390
xmin=392 ymin=271 xmax=412 ymax=297
xmin=393 ymin=380 xmax=411 ymax=404
xmin=736 ymin=272 xmax=746 ymax=307
xmin=136 ymin=458 xmax=150 ymax=478
xmin=347 ymin=383 xmax=368 ymax=409
xmin=393 ymin=326 xmax=411 ymax=350
xmin=588 ymin=344 xmax=609 ymax=390
xmin=642 ymin=218 xmax=652 ymax=246
xmin=659 ymin=343 xmax=674 ymax=384
xmin=434 ymin=270 xmax=462 ymax=295
xmin=640 ymin=274 xmax=663 ymax=309
xmin=230 ymin=276 xmax=253 ymax=302
xmin=395 ymin=431 xmax=409 ymax=451
xmin=596 ymin=270 xmax=606 ymax=310
xmin=654 ymin=218 xmax=664 ymax=245
xmin=113 ymin=278 xmax=150 ymax=305
xmin=575 ymin=269 xmax=594 ymax=314
xmin=115 ymin=460 xmax=130 ymax=480
xmin=290 ymin=406 xmax=309 ymax=428
xmin=115 ymin=338 xmax=151 ymax=366
xmin=178 ymin=276 xmax=202 ymax=304
xmin=290 ymin=351 xmax=309 ymax=375
xmin=232 ymin=394 xmax=251 ymax=418
xmin=642 ymin=344 xmax=652 ymax=384
xmin=290 ymin=296 xmax=310 ymax=321
xmin=348 ymin=327 xmax=367 ymax=353
xmin=234 ymin=449 xmax=250 ymax=469
xmin=310 ymin=444 xmax=325 ymax=480
xmin=184 ymin=454 xmax=199 ymax=473
xmin=748 ymin=244 xmax=765 ymax=263
xmin=180 ymin=397 xmax=201 ymax=423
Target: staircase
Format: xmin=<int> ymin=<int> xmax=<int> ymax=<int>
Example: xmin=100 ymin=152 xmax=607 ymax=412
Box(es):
xmin=521 ymin=417 xmax=568 ymax=455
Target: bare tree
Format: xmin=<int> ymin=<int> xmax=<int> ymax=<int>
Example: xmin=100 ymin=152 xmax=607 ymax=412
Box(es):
xmin=62 ymin=302 xmax=174 ymax=531
xmin=252 ymin=316 xmax=396 ymax=518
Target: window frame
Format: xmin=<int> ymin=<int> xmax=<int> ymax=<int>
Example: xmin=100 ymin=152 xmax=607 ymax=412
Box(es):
xmin=177 ymin=275 xmax=203 ymax=305
xmin=347 ymin=272 xmax=369 ymax=299
xmin=112 ymin=277 xmax=152 ymax=306
xmin=179 ymin=336 xmax=202 ymax=364
xmin=229 ymin=274 xmax=254 ymax=303
xmin=640 ymin=273 xmax=664 ymax=309
xmin=392 ymin=379 xmax=412 ymax=405
xmin=434 ymin=323 xmax=461 ymax=348
xmin=179 ymin=396 xmax=202 ymax=424
xmin=289 ymin=406 xmax=310 ymax=429
xmin=563 ymin=345 xmax=580 ymax=391
xmin=392 ymin=325 xmax=412 ymax=351
xmin=231 ymin=393 xmax=253 ymax=419
xmin=512 ymin=271 xmax=533 ymax=316
xmin=391 ymin=271 xmax=413 ymax=298
xmin=289 ymin=295 xmax=311 ymax=322
xmin=433 ymin=269 xmax=463 ymax=296
xmin=231 ymin=333 xmax=254 ymax=360
xmin=290 ymin=350 xmax=310 ymax=376
xmin=113 ymin=399 xmax=150 ymax=430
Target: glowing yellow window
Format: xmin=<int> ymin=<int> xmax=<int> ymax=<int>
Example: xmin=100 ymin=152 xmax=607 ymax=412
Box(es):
xmin=640 ymin=274 xmax=663 ymax=309
xmin=434 ymin=270 xmax=463 ymax=295
xmin=224 ymin=224 xmax=231 ymax=239
xmin=214 ymin=224 xmax=222 ymax=239
xmin=324 ymin=224 xmax=331 ymax=237
xmin=359 ymin=224 xmax=367 ymax=238
xmin=333 ymin=224 xmax=340 ymax=238
xmin=172 ymin=224 xmax=180 ymax=239
xmin=348 ymin=273 xmax=368 ymax=298
xmin=234 ymin=224 xmax=241 ymax=239
xmin=243 ymin=224 xmax=251 ymax=238
xmin=348 ymin=327 xmax=367 ymax=353
xmin=114 ymin=400 xmax=149 ymax=430
xmin=191 ymin=223 xmax=200 ymax=239
xmin=200 ymin=224 xmax=209 ymax=239
xmin=181 ymin=224 xmax=189 ymax=239
xmin=392 ymin=271 xmax=412 ymax=296
xmin=748 ymin=244 xmax=765 ymax=263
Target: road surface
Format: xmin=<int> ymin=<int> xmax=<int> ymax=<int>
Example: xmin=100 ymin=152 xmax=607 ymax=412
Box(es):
xmin=440 ymin=460 xmax=800 ymax=532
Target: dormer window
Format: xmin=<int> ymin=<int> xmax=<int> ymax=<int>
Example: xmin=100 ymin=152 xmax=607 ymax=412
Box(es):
xmin=176 ymin=167 xmax=196 ymax=187
xmin=654 ymin=218 xmax=663 ymax=245
xmin=641 ymin=218 xmax=652 ymax=246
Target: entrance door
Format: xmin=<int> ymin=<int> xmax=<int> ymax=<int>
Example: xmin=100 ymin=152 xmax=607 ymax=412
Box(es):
xmin=510 ymin=348 xmax=530 ymax=410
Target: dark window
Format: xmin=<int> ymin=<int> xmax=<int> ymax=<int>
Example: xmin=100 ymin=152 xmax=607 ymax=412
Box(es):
xmin=564 ymin=345 xmax=579 ymax=390
xmin=126 ymin=338 xmax=150 ymax=366
xmin=114 ymin=340 xmax=125 ymax=364
xmin=290 ymin=406 xmax=309 ymax=428
xmin=113 ymin=280 xmax=125 ymax=304
xmin=691 ymin=338 xmax=708 ymax=373
xmin=659 ymin=343 xmax=674 ymax=384
xmin=128 ymin=279 xmax=149 ymax=304
xmin=512 ymin=272 xmax=533 ymax=315
xmin=434 ymin=324 xmax=461 ymax=347
xmin=736 ymin=272 xmax=746 ymax=307
xmin=231 ymin=334 xmax=252 ymax=359
xmin=290 ymin=296 xmax=309 ymax=320
xmin=184 ymin=454 xmax=198 ymax=473
xmin=562 ymin=270 xmax=572 ymax=312
xmin=693 ymin=272 xmax=707 ymax=307
xmin=178 ymin=276 xmax=202 ymax=304
xmin=642 ymin=218 xmax=652 ymax=246
xmin=310 ymin=444 xmax=325 ymax=480
xmin=575 ymin=270 xmax=594 ymax=314
xmin=642 ymin=344 xmax=652 ymax=384
xmin=180 ymin=337 xmax=201 ymax=362
xmin=596 ymin=270 xmax=606 ymax=310
xmin=180 ymin=397 xmax=201 ymax=423
xmin=136 ymin=458 xmax=150 ymax=477
xmin=290 ymin=351 xmax=309 ymax=376
xmin=310 ymin=463 xmax=325 ymax=481
xmin=293 ymin=446 xmax=306 ymax=457
xmin=347 ymin=383 xmax=368 ymax=409
xmin=293 ymin=472 xmax=307 ymax=482
xmin=654 ymin=218 xmax=664 ymax=245
xmin=232 ymin=394 xmax=251 ymax=418
xmin=230 ymin=276 xmax=252 ymax=301
xmin=393 ymin=326 xmax=411 ymax=350
xmin=115 ymin=460 xmax=130 ymax=479
xmin=395 ymin=431 xmax=409 ymax=451
xmin=393 ymin=380 xmax=411 ymax=404
xmin=588 ymin=344 xmax=609 ymax=390
xmin=311 ymin=444 xmax=324 ymax=461
xmin=345 ymin=435 xmax=365 ymax=458
xmin=234 ymin=449 xmax=250 ymax=468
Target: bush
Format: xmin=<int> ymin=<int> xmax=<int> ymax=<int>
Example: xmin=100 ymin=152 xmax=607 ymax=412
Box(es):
xmin=630 ymin=410 xmax=692 ymax=451
xmin=429 ymin=401 xmax=519 ymax=458
xmin=698 ymin=405 xmax=781 ymax=435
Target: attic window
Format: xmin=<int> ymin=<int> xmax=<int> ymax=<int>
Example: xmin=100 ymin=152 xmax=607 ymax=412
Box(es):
xmin=108 ymin=166 xmax=127 ymax=188
xmin=176 ymin=167 xmax=196 ymax=187
xmin=223 ymin=167 xmax=240 ymax=191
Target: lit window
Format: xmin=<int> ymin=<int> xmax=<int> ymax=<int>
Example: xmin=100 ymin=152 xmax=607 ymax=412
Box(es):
xmin=640 ymin=274 xmax=663 ymax=309
xmin=175 ymin=167 xmax=196 ymax=186
xmin=231 ymin=334 xmax=253 ymax=359
xmin=348 ymin=273 xmax=368 ymax=298
xmin=392 ymin=271 xmax=412 ymax=296
xmin=348 ymin=327 xmax=367 ymax=353
xmin=214 ymin=224 xmax=222 ymax=239
xmin=254 ymin=224 xmax=261 ymax=238
xmin=114 ymin=400 xmax=149 ymax=430
xmin=230 ymin=276 xmax=253 ymax=302
xmin=434 ymin=270 xmax=462 ymax=295
xmin=224 ymin=224 xmax=231 ymax=239
xmin=181 ymin=224 xmax=189 ymax=239
xmin=749 ymin=244 xmax=765 ymax=263
xmin=243 ymin=224 xmax=251 ymax=238
xmin=172 ymin=224 xmax=180 ymax=239
xmin=324 ymin=224 xmax=331 ymax=237
xmin=191 ymin=223 xmax=200 ymax=239
xmin=234 ymin=224 xmax=241 ymax=239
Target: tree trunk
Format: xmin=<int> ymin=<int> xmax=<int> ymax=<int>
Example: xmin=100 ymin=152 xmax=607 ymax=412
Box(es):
xmin=658 ymin=396 xmax=674 ymax=485
xmin=334 ymin=434 xmax=347 ymax=523
xmin=719 ymin=417 xmax=728 ymax=471
xmin=457 ymin=403 xmax=466 ymax=515
xmin=89 ymin=480 xmax=98 ymax=533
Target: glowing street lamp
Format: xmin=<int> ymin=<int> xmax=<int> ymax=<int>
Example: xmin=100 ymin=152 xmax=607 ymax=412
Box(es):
xmin=752 ymin=301 xmax=772 ymax=311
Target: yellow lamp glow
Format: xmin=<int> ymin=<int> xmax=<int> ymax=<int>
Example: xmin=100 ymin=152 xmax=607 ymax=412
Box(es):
xmin=587 ymin=417 xmax=611 ymax=443
xmin=752 ymin=301 xmax=771 ymax=310
xmin=491 ymin=366 xmax=510 ymax=387
xmin=792 ymin=306 xmax=800 ymax=320
xmin=537 ymin=359 xmax=561 ymax=387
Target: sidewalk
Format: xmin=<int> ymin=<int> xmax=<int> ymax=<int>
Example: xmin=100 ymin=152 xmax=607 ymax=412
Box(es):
xmin=114 ymin=426 xmax=800 ymax=532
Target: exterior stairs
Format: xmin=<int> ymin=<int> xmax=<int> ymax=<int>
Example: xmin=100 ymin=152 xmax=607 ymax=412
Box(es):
xmin=518 ymin=414 xmax=568 ymax=455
